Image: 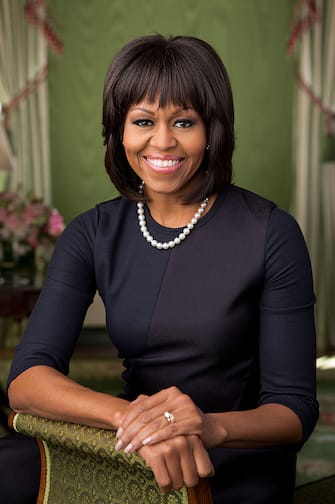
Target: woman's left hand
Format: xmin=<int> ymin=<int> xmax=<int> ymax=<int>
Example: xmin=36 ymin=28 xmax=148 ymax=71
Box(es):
xmin=115 ymin=386 xmax=224 ymax=453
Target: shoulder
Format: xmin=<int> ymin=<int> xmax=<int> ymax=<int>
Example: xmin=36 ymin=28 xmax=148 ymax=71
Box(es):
xmin=63 ymin=196 xmax=130 ymax=235
xmin=266 ymin=206 xmax=314 ymax=285
xmin=218 ymin=185 xmax=276 ymax=242
xmin=76 ymin=195 xmax=125 ymax=224
xmin=227 ymin=185 xmax=276 ymax=214
xmin=51 ymin=196 xmax=132 ymax=263
xmin=222 ymin=185 xmax=276 ymax=228
xmin=266 ymin=206 xmax=309 ymax=255
xmin=224 ymin=185 xmax=307 ymax=243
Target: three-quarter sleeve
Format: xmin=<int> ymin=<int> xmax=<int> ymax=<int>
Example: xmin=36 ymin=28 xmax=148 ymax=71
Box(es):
xmin=259 ymin=208 xmax=319 ymax=443
xmin=7 ymin=208 xmax=98 ymax=387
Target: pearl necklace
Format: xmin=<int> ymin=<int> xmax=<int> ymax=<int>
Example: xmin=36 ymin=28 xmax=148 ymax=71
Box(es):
xmin=137 ymin=184 xmax=209 ymax=249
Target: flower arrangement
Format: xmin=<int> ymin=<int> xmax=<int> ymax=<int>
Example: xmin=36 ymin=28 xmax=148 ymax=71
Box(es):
xmin=0 ymin=190 xmax=64 ymax=264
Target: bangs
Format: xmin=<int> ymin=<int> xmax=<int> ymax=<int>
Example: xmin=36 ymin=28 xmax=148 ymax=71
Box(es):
xmin=114 ymin=47 xmax=207 ymax=115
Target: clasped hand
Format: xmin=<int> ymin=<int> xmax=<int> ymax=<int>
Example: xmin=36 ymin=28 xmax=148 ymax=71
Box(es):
xmin=114 ymin=386 xmax=215 ymax=492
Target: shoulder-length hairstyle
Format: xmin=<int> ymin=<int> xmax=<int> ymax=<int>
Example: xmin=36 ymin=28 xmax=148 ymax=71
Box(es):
xmin=102 ymin=34 xmax=235 ymax=202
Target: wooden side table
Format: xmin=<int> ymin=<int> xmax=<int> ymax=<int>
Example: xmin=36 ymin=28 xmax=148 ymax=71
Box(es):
xmin=0 ymin=282 xmax=42 ymax=431
xmin=0 ymin=284 xmax=41 ymax=348
xmin=0 ymin=285 xmax=41 ymax=321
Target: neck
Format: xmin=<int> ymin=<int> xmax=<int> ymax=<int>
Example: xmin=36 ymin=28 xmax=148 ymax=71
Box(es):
xmin=141 ymin=173 xmax=212 ymax=228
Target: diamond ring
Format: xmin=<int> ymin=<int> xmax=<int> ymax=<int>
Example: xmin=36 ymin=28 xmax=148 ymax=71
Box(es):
xmin=163 ymin=411 xmax=175 ymax=424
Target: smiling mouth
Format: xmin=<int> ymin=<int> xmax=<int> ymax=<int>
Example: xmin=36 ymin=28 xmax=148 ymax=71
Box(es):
xmin=143 ymin=156 xmax=185 ymax=172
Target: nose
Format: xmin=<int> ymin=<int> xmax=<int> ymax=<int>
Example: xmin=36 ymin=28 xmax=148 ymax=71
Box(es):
xmin=150 ymin=124 xmax=177 ymax=150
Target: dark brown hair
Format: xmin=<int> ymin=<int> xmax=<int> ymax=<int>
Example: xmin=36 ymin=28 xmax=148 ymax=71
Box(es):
xmin=102 ymin=34 xmax=235 ymax=202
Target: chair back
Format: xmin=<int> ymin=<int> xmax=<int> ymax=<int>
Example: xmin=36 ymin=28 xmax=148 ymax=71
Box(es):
xmin=9 ymin=413 xmax=212 ymax=504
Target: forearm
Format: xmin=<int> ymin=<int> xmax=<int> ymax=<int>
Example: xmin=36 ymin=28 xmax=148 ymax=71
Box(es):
xmin=8 ymin=365 xmax=129 ymax=430
xmin=114 ymin=387 xmax=303 ymax=453
xmin=203 ymin=403 xmax=303 ymax=449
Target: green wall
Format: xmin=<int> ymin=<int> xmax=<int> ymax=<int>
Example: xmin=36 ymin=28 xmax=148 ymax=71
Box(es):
xmin=48 ymin=0 xmax=295 ymax=223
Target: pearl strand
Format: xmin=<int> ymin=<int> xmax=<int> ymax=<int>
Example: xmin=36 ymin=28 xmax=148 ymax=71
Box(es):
xmin=137 ymin=186 xmax=209 ymax=249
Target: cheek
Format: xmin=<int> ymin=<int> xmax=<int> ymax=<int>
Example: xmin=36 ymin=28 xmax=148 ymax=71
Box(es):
xmin=187 ymin=130 xmax=207 ymax=156
xmin=123 ymin=146 xmax=145 ymax=177
xmin=122 ymin=125 xmax=144 ymax=154
xmin=124 ymin=149 xmax=140 ymax=170
xmin=123 ymin=139 xmax=146 ymax=162
xmin=188 ymin=140 xmax=207 ymax=159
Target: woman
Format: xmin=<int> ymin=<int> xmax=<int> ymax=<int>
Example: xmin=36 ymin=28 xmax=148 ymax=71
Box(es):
xmin=7 ymin=35 xmax=318 ymax=503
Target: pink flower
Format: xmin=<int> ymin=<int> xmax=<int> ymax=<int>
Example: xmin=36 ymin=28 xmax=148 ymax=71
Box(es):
xmin=47 ymin=209 xmax=64 ymax=237
xmin=0 ymin=191 xmax=65 ymax=255
xmin=22 ymin=203 xmax=48 ymax=227
xmin=5 ymin=213 xmax=20 ymax=232
xmin=26 ymin=228 xmax=40 ymax=248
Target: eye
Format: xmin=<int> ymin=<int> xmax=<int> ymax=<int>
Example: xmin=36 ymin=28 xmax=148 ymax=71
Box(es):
xmin=132 ymin=119 xmax=154 ymax=127
xmin=174 ymin=119 xmax=194 ymax=128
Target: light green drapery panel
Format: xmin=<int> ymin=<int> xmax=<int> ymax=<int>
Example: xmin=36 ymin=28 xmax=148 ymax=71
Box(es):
xmin=0 ymin=0 xmax=51 ymax=202
xmin=291 ymin=0 xmax=335 ymax=354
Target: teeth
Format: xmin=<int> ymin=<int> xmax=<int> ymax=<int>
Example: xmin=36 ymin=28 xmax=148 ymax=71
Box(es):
xmin=146 ymin=158 xmax=180 ymax=168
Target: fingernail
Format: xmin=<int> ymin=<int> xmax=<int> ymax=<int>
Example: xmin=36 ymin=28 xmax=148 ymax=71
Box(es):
xmin=115 ymin=439 xmax=123 ymax=451
xmin=142 ymin=436 xmax=152 ymax=445
xmin=116 ymin=427 xmax=123 ymax=439
xmin=124 ymin=443 xmax=133 ymax=453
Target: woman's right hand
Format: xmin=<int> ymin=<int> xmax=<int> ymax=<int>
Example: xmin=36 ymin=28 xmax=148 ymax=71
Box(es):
xmin=137 ymin=434 xmax=214 ymax=493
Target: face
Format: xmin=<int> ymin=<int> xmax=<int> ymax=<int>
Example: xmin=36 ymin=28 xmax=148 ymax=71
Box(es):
xmin=122 ymin=99 xmax=207 ymax=200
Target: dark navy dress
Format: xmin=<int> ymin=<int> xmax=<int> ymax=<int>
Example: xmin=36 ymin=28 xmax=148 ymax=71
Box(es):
xmin=7 ymin=185 xmax=319 ymax=503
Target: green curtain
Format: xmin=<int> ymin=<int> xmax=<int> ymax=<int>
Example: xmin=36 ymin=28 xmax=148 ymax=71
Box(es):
xmin=0 ymin=0 xmax=51 ymax=201
xmin=291 ymin=0 xmax=335 ymax=355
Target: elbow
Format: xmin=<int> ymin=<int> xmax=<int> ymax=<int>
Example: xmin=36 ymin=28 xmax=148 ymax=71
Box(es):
xmin=8 ymin=380 xmax=22 ymax=413
xmin=7 ymin=365 xmax=62 ymax=416
xmin=7 ymin=375 xmax=32 ymax=414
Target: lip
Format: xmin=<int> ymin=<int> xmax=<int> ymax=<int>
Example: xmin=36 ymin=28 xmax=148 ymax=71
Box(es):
xmin=142 ymin=155 xmax=185 ymax=173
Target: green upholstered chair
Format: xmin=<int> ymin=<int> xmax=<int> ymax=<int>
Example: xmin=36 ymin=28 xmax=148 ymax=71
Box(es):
xmin=9 ymin=412 xmax=212 ymax=504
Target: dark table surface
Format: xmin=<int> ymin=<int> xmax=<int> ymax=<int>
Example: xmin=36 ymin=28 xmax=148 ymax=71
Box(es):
xmin=0 ymin=275 xmax=41 ymax=322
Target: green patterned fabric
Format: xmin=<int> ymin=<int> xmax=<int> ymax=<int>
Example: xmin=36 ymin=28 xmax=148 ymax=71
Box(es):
xmin=13 ymin=413 xmax=189 ymax=504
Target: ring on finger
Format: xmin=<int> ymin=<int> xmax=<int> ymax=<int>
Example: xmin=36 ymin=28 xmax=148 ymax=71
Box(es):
xmin=163 ymin=411 xmax=175 ymax=424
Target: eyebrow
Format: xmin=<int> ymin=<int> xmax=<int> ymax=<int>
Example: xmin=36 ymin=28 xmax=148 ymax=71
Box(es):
xmin=129 ymin=106 xmax=195 ymax=116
